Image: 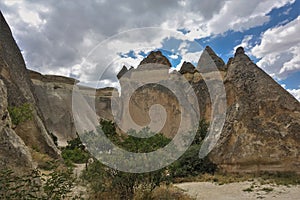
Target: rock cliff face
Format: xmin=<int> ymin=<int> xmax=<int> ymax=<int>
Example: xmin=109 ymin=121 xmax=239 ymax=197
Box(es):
xmin=114 ymin=51 xmax=204 ymax=138
xmin=30 ymin=70 xmax=114 ymax=146
xmin=208 ymin=48 xmax=300 ymax=173
xmin=29 ymin=70 xmax=78 ymax=146
xmin=0 ymin=80 xmax=33 ymax=172
xmin=0 ymin=11 xmax=59 ymax=161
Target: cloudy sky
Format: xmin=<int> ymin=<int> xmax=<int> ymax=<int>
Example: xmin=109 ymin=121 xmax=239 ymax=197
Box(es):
xmin=1 ymin=0 xmax=299 ymax=100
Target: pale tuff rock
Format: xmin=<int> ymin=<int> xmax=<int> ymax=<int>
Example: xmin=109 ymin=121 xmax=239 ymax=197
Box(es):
xmin=30 ymin=70 xmax=115 ymax=146
xmin=0 ymin=79 xmax=34 ymax=171
xmin=0 ymin=11 xmax=59 ymax=158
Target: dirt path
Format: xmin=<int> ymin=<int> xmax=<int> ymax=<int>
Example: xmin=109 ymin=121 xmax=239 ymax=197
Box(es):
xmin=70 ymin=164 xmax=88 ymax=199
xmin=175 ymin=181 xmax=300 ymax=200
xmin=73 ymin=163 xmax=86 ymax=178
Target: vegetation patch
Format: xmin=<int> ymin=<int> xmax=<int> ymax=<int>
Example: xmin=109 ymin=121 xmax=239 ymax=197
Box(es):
xmin=0 ymin=167 xmax=81 ymax=199
xmin=61 ymin=136 xmax=90 ymax=165
xmin=80 ymin=119 xmax=216 ymax=199
xmin=8 ymin=103 xmax=33 ymax=126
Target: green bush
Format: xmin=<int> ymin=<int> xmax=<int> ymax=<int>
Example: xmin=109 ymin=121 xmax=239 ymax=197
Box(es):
xmin=8 ymin=103 xmax=33 ymax=126
xmin=99 ymin=119 xmax=171 ymax=152
xmin=82 ymin=160 xmax=165 ymax=200
xmin=119 ymin=129 xmax=171 ymax=153
xmin=169 ymin=144 xmax=217 ymax=178
xmin=61 ymin=137 xmax=90 ymax=164
xmin=81 ymin=119 xmax=216 ymax=199
xmin=62 ymin=148 xmax=89 ymax=164
xmin=193 ymin=119 xmax=209 ymax=145
xmin=169 ymin=119 xmax=217 ymax=178
xmin=81 ymin=121 xmax=170 ymax=199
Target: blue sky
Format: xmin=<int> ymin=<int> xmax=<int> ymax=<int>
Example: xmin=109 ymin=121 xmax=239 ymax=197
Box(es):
xmin=0 ymin=0 xmax=299 ymax=100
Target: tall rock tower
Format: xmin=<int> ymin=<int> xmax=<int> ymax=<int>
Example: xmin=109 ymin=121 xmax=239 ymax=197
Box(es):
xmin=208 ymin=47 xmax=300 ymax=173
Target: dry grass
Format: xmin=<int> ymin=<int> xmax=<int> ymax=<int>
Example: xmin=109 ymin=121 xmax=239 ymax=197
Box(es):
xmin=173 ymin=173 xmax=251 ymax=185
xmin=172 ymin=172 xmax=300 ymax=186
xmin=85 ymin=184 xmax=194 ymax=200
xmin=87 ymin=191 xmax=120 ymax=200
xmin=30 ymin=149 xmax=56 ymax=170
xmin=149 ymin=185 xmax=195 ymax=200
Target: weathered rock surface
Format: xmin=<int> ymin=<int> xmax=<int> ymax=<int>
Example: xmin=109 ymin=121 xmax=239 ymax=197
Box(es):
xmin=115 ymin=51 xmax=201 ymax=138
xmin=116 ymin=69 xmax=182 ymax=137
xmin=139 ymin=51 xmax=171 ymax=67
xmin=117 ymin=66 xmax=129 ymax=79
xmin=0 ymin=11 xmax=59 ymax=158
xmin=0 ymin=79 xmax=33 ymax=171
xmin=208 ymin=47 xmax=300 ymax=173
xmin=179 ymin=62 xmax=197 ymax=74
xmin=30 ymin=70 xmax=115 ymax=146
xmin=198 ymin=46 xmax=226 ymax=72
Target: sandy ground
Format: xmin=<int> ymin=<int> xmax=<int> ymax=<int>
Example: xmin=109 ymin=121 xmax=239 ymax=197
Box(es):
xmin=73 ymin=163 xmax=86 ymax=178
xmin=70 ymin=164 xmax=88 ymax=199
xmin=175 ymin=181 xmax=300 ymax=200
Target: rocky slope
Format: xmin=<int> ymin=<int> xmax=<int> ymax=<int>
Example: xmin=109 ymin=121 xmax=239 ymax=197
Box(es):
xmin=0 ymin=11 xmax=59 ymax=171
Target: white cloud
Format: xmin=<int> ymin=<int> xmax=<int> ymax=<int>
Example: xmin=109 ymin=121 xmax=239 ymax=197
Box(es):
xmin=281 ymin=84 xmax=300 ymax=101
xmin=233 ymin=35 xmax=254 ymax=55
xmin=252 ymin=16 xmax=300 ymax=79
xmin=206 ymin=0 xmax=295 ymax=34
xmin=0 ymin=0 xmax=296 ymax=88
xmin=287 ymin=88 xmax=300 ymax=101
xmin=169 ymin=54 xmax=179 ymax=59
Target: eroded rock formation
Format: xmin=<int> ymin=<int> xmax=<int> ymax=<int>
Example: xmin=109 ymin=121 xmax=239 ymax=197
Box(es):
xmin=139 ymin=51 xmax=171 ymax=67
xmin=208 ymin=47 xmax=300 ymax=173
xmin=0 ymin=11 xmax=59 ymax=159
xmin=1 ymin=9 xmax=299 ymax=174
xmin=0 ymin=80 xmax=33 ymax=172
xmin=30 ymin=70 xmax=115 ymax=146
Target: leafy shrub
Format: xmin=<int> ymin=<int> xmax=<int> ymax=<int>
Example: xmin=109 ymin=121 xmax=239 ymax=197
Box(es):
xmin=62 ymin=148 xmax=89 ymax=164
xmin=169 ymin=144 xmax=217 ymax=178
xmin=8 ymin=103 xmax=33 ymax=126
xmin=119 ymin=129 xmax=171 ymax=153
xmin=61 ymin=137 xmax=90 ymax=164
xmin=81 ymin=119 xmax=216 ymax=199
xmin=81 ymin=120 xmax=170 ymax=199
xmin=82 ymin=160 xmax=165 ymax=200
xmin=169 ymin=119 xmax=217 ymax=178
